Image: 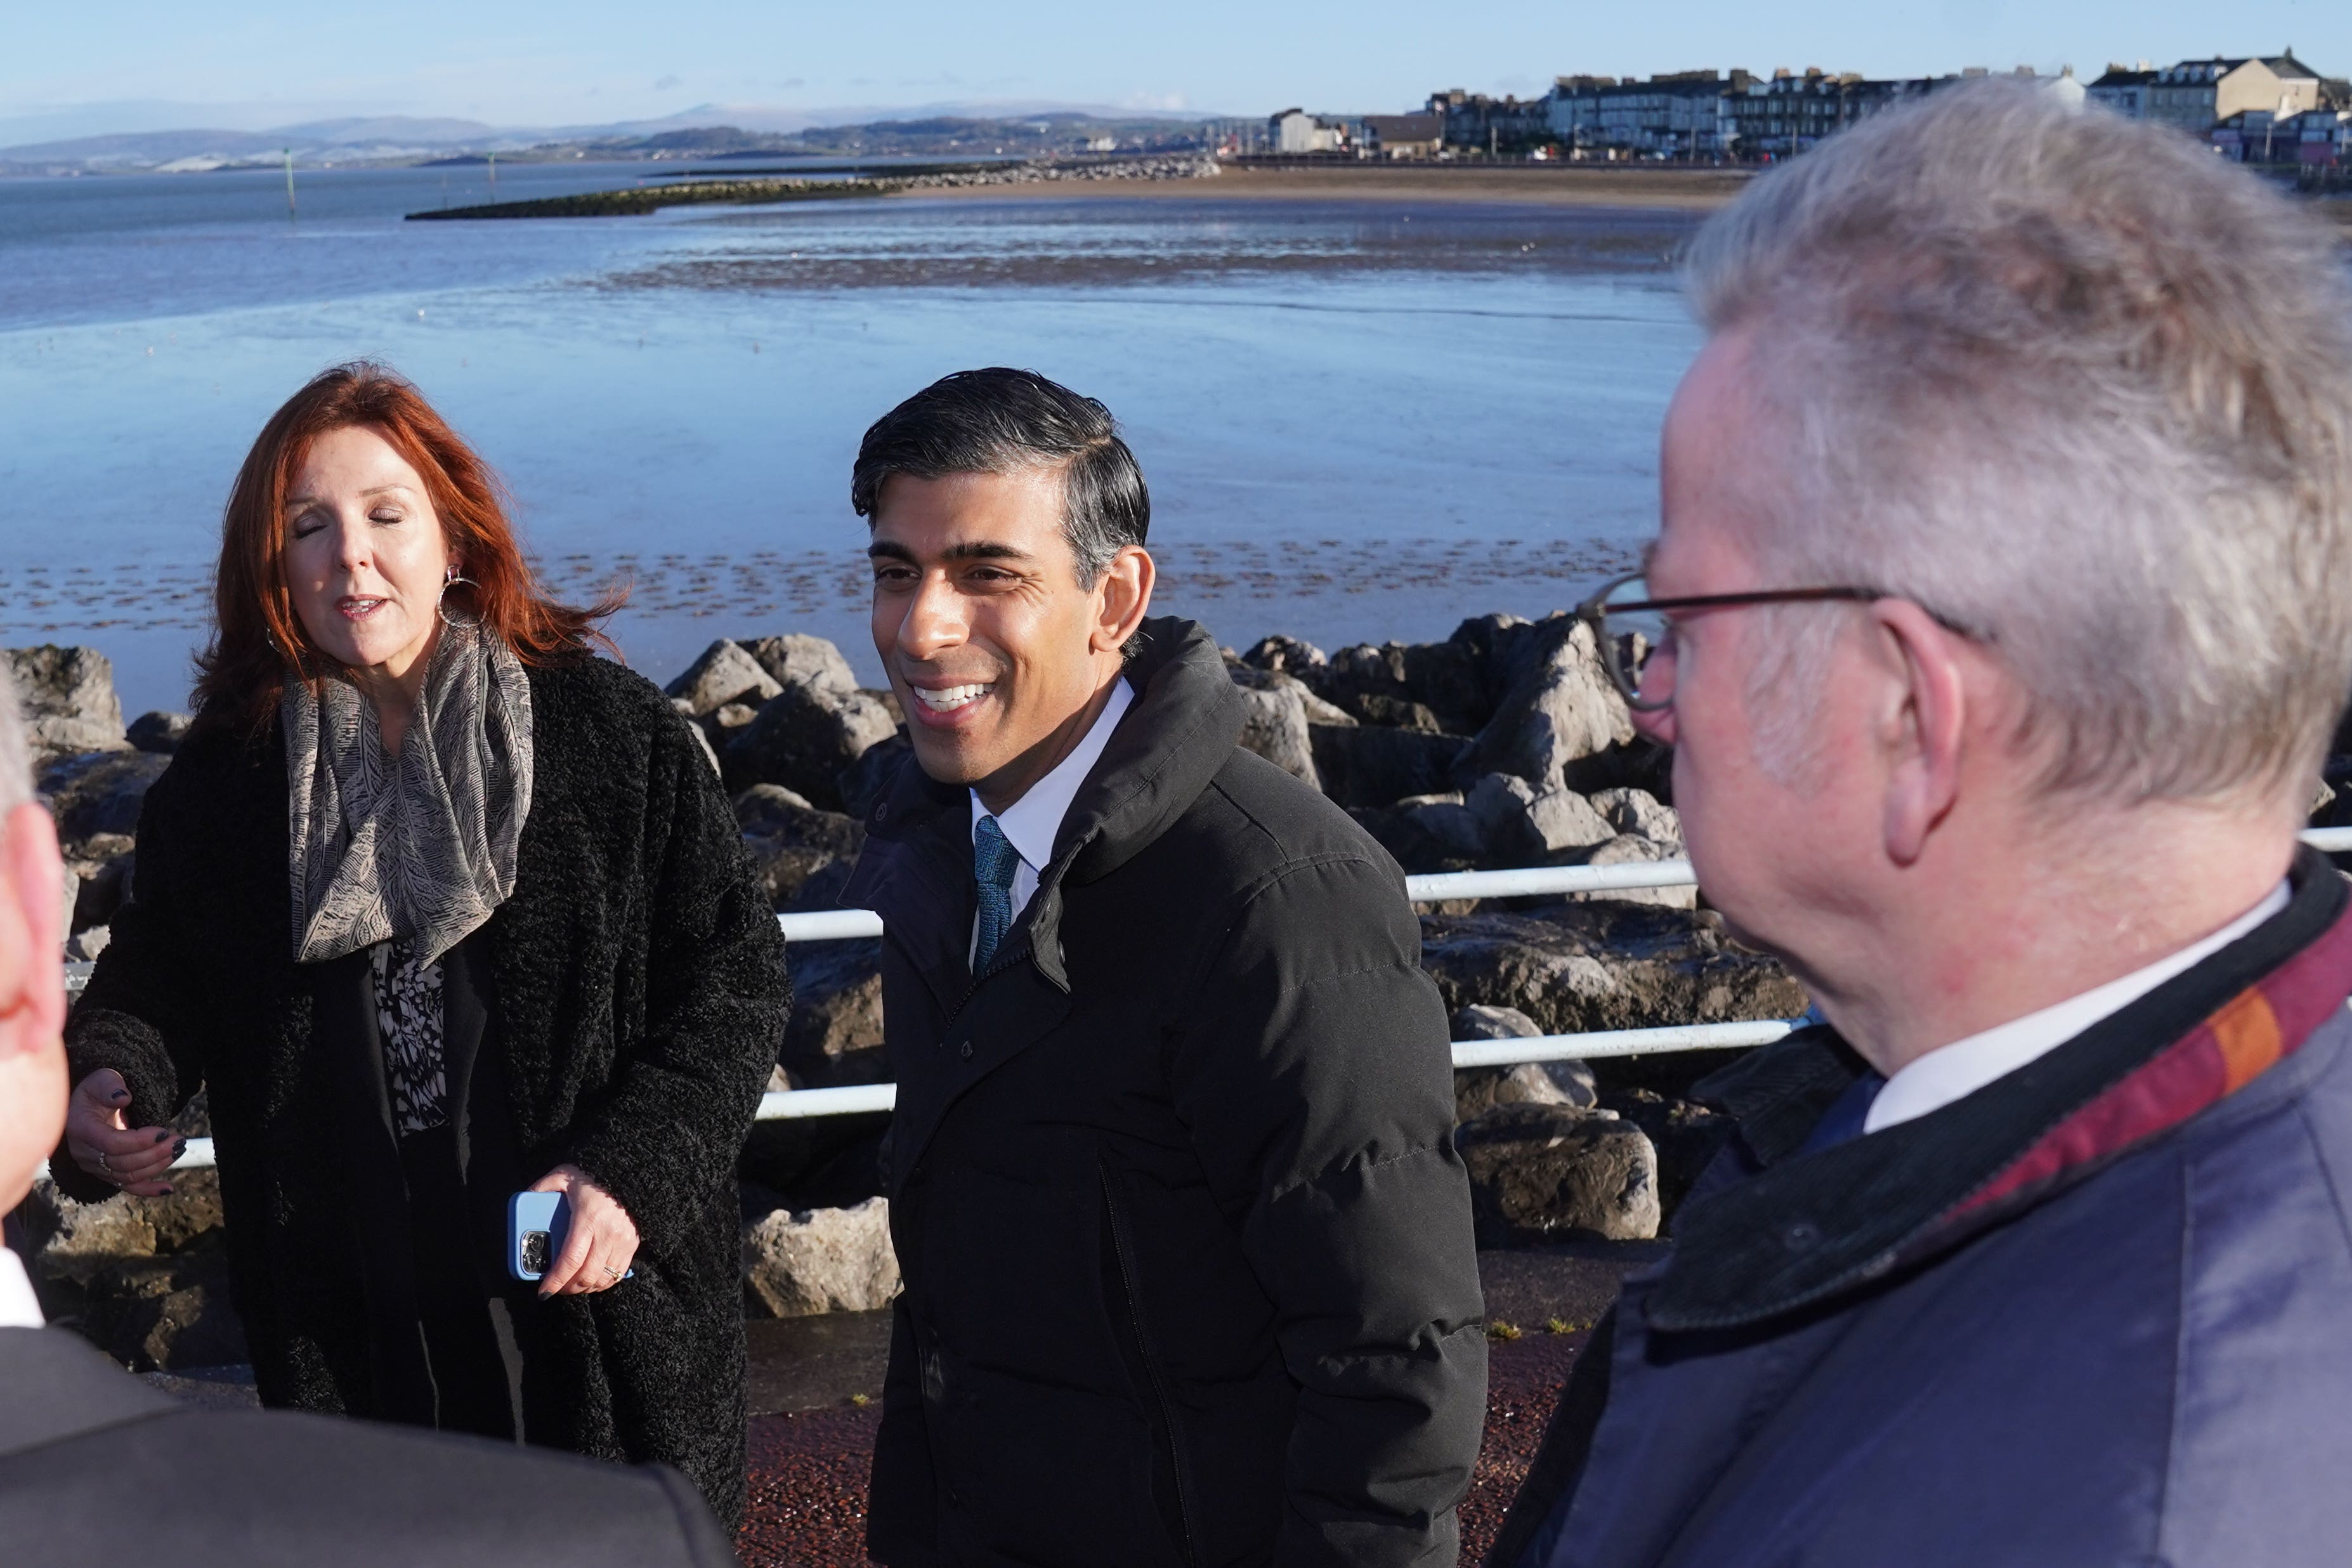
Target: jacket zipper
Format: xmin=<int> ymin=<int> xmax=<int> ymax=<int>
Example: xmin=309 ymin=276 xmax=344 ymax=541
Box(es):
xmin=1099 ymin=1163 xmax=1201 ymax=1568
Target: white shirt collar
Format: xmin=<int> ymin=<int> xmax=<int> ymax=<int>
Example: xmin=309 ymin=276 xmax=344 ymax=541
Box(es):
xmin=970 ymin=676 xmax=1134 ymax=877
xmin=0 ymin=1248 xmax=46 ymax=1328
xmin=1864 ymin=879 xmax=2292 ymax=1134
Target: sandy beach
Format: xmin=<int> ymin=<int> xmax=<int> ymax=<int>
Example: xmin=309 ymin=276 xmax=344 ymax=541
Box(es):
xmin=910 ymin=162 xmax=1755 ymax=211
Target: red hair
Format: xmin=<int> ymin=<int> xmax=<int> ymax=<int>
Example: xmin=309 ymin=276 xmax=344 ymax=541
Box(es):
xmin=193 ymin=362 xmax=624 ymax=736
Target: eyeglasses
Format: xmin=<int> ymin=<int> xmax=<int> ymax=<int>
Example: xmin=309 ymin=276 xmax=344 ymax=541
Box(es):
xmin=1573 ymin=572 xmax=1884 ymax=712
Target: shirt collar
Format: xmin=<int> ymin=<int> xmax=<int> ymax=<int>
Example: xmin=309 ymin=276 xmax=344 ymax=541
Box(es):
xmin=970 ymin=676 xmax=1135 ymax=872
xmin=0 ymin=1248 xmax=45 ymax=1328
xmin=1864 ymin=879 xmax=2292 ymax=1134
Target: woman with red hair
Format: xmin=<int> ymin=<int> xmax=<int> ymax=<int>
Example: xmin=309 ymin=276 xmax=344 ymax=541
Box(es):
xmin=50 ymin=362 xmax=787 ymax=1525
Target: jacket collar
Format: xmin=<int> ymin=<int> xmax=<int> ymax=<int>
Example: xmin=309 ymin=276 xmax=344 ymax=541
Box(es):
xmin=843 ymin=617 xmax=1243 ymax=1001
xmin=1650 ymin=847 xmax=2352 ymax=1334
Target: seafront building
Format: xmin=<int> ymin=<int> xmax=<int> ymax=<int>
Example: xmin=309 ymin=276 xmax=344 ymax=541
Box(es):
xmin=1262 ymin=46 xmax=2347 ymax=173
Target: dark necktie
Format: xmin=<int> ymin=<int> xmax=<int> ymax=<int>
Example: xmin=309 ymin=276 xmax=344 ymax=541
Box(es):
xmin=972 ymin=816 xmax=1021 ymax=972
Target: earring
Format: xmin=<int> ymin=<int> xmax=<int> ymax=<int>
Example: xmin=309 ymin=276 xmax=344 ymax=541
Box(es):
xmin=438 ymin=568 xmax=481 ymax=628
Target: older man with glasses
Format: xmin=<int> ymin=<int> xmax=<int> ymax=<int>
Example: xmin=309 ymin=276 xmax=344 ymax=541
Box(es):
xmin=1491 ymin=82 xmax=2352 ymax=1568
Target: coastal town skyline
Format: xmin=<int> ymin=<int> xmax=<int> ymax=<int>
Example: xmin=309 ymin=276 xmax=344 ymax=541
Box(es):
xmin=8 ymin=0 xmax=2351 ymax=147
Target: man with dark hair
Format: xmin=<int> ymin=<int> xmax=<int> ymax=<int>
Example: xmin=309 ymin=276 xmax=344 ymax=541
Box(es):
xmin=843 ymin=367 xmax=1487 ymax=1567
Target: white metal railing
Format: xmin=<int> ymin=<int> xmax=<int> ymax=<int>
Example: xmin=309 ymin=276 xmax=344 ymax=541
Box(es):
xmin=68 ymin=826 xmax=2352 ymax=1172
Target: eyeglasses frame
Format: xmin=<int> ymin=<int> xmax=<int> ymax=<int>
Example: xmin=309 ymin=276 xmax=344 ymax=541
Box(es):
xmin=1573 ymin=572 xmax=1919 ymax=712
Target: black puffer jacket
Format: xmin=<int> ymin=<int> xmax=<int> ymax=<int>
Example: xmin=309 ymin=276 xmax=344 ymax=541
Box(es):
xmin=55 ymin=655 xmax=788 ymax=1522
xmin=847 ymin=618 xmax=1487 ymax=1568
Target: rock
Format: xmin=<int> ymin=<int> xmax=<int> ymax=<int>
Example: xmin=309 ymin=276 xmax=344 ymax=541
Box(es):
xmin=785 ymin=858 xmax=859 ymax=913
xmin=1356 ymin=695 xmax=1447 ymax=733
xmin=737 ymin=787 xmax=866 ymax=908
xmin=1451 ymin=1004 xmax=1599 ymax=1108
xmin=1349 ymin=796 xmax=1481 ymax=875
xmin=1452 ymin=1003 xmax=1544 ymax=1040
xmin=38 ymin=750 xmax=170 ymax=841
xmin=1576 ymin=835 xmax=1697 ymax=909
xmin=1589 ymin=787 xmax=1683 ymax=851
xmin=1454 ymin=1062 xmax=1578 ymax=1122
xmin=70 ymin=1246 xmax=250 ymax=1371
xmin=1308 ymin=724 xmax=1465 ymax=809
xmin=67 ymin=925 xmax=110 ymax=961
xmin=742 ymin=1196 xmax=901 ymax=1317
xmin=1311 ymin=639 xmax=1492 ymax=735
xmin=740 ymin=634 xmax=858 ymax=698
xmin=1601 ymin=1087 xmax=1734 ymax=1219
xmin=1420 ymin=900 xmax=1805 ymax=1037
xmin=685 ymin=719 xmax=722 ymax=778
xmin=739 ymin=783 xmax=816 ymax=816
xmin=1455 ymin=1102 xmax=1660 ymax=1243
xmin=34 ymin=1192 xmax=251 ymax=1374
xmin=665 ymin=638 xmax=783 ymax=717
xmin=783 ymin=937 xmax=886 ymax=1087
xmin=1454 ymin=618 xmax=1635 ymax=795
xmin=1467 ymin=773 xmax=1616 ymax=863
xmin=709 ymin=701 xmax=763 ymax=736
xmin=722 ymin=684 xmax=898 ymax=809
xmin=126 ymin=711 xmax=192 ymax=754
xmin=1401 ymin=796 xmax=1484 ymax=859
xmin=64 ymin=832 xmax=134 ymax=932
xmin=1240 ymin=634 xmax=1326 ymax=672
xmin=3 ymin=646 xmax=128 ymax=759
xmin=1232 ymin=664 xmax=1354 ymax=726
xmin=1233 ymin=681 xmax=1319 ymax=788
xmin=837 ymin=732 xmax=912 ymax=820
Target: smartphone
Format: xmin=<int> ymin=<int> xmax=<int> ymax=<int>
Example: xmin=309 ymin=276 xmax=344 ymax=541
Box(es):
xmin=507 ymin=1191 xmax=635 ymax=1283
xmin=509 ymin=1190 xmax=566 ymax=1281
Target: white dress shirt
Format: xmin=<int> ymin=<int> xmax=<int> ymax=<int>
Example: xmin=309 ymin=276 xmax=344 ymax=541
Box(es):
xmin=969 ymin=676 xmax=1135 ymax=956
xmin=0 ymin=1248 xmax=46 ymax=1328
xmin=1864 ymin=879 xmax=2292 ymax=1134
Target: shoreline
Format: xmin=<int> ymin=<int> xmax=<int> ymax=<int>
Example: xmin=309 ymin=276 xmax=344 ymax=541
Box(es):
xmin=899 ymin=163 xmax=1753 ymax=212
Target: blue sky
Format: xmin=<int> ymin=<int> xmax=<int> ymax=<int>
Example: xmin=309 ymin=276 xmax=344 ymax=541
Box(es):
xmin=6 ymin=0 xmax=2346 ymax=138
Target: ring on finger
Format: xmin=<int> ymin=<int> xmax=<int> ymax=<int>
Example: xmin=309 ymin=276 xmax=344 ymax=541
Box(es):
xmin=602 ymin=1264 xmax=622 ymax=1279
xmin=96 ymin=1151 xmax=110 ymax=1173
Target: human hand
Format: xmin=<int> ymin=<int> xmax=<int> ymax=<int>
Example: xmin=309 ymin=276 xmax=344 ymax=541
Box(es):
xmin=530 ymin=1163 xmax=641 ymax=1298
xmin=66 ymin=1068 xmax=181 ymax=1198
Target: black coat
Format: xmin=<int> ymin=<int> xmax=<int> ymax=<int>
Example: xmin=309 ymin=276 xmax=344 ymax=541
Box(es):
xmin=846 ymin=618 xmax=1488 ymax=1568
xmin=0 ymin=1325 xmax=738 ymax=1567
xmin=55 ymin=654 xmax=788 ymax=1523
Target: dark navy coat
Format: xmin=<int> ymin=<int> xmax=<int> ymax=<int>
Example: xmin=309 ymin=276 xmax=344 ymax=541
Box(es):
xmin=1496 ymin=851 xmax=2352 ymax=1568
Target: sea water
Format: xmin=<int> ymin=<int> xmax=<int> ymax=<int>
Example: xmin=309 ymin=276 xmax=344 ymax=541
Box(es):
xmin=0 ymin=163 xmax=1704 ymax=715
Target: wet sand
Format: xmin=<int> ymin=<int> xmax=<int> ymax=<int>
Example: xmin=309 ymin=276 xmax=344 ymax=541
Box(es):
xmin=913 ymin=162 xmax=1753 ymax=212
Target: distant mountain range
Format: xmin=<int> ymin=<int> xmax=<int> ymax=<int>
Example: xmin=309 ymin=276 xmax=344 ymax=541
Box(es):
xmin=0 ymin=101 xmax=1235 ymax=173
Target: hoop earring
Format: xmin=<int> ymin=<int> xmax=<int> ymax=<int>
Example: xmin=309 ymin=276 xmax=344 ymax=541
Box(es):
xmin=438 ymin=572 xmax=481 ymax=629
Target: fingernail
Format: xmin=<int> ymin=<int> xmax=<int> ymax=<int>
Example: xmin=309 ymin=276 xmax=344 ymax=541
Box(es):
xmin=159 ymin=1187 xmax=173 ymax=1196
xmin=172 ymin=1138 xmax=188 ymax=1160
xmin=108 ymin=1090 xmax=129 ymax=1102
xmin=154 ymin=1130 xmax=171 ymax=1144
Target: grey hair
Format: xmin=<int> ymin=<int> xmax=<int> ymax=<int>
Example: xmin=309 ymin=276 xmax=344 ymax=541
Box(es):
xmin=0 ymin=666 xmax=29 ymax=818
xmin=1684 ymin=80 xmax=2352 ymax=802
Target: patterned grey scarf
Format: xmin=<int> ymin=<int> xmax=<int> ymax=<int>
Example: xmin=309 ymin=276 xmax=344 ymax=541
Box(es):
xmin=283 ymin=621 xmax=534 ymax=966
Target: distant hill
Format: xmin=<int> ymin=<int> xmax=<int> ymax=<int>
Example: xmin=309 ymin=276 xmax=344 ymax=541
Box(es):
xmin=0 ymin=101 xmax=1229 ymax=173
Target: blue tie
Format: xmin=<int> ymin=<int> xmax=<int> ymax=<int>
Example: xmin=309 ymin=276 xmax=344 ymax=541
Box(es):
xmin=972 ymin=816 xmax=1021 ymax=972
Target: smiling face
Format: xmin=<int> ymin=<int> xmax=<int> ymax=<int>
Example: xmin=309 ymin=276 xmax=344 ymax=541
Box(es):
xmin=868 ymin=466 xmax=1153 ymax=813
xmin=282 ymin=424 xmax=454 ymax=687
